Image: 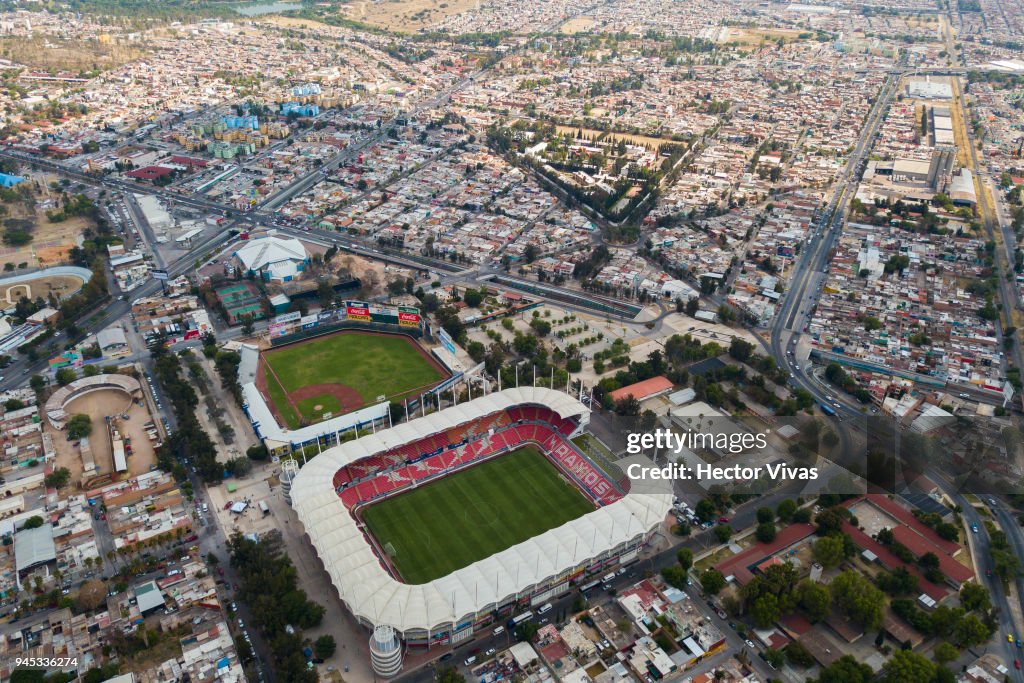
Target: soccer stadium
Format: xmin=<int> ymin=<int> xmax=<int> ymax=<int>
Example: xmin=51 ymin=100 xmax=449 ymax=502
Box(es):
xmin=290 ymin=386 xmax=672 ymax=672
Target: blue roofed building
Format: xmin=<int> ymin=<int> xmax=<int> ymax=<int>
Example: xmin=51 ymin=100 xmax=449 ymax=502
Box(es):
xmin=0 ymin=173 xmax=25 ymax=188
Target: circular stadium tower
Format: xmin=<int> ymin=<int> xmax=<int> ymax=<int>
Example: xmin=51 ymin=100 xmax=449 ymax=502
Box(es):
xmin=369 ymin=624 xmax=403 ymax=678
xmin=280 ymin=458 xmax=299 ymax=506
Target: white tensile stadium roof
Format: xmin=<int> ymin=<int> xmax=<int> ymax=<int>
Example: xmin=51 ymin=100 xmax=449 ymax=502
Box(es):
xmin=290 ymin=387 xmax=672 ymax=634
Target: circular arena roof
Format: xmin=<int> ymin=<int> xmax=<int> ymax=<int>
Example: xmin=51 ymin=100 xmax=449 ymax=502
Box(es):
xmin=290 ymin=386 xmax=672 ymax=634
xmin=45 ymin=374 xmax=142 ymax=429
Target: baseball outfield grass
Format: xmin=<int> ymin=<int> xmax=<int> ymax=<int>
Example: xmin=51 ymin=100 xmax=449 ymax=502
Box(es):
xmin=262 ymin=331 xmax=445 ymax=427
xmin=361 ymin=446 xmax=595 ymax=584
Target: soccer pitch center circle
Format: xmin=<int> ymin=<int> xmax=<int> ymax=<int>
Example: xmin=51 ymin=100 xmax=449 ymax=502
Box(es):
xmin=290 ymin=387 xmax=672 ymax=651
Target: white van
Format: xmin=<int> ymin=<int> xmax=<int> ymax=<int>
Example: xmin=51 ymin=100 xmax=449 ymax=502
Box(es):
xmin=464 ymin=656 xmax=477 ymax=666
xmin=492 ymin=626 xmax=505 ymax=636
xmin=537 ymin=603 xmax=553 ymax=615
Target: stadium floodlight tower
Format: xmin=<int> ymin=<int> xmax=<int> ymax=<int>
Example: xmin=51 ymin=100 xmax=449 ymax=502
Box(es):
xmin=280 ymin=458 xmax=299 ymax=506
xmin=369 ymin=624 xmax=404 ymax=678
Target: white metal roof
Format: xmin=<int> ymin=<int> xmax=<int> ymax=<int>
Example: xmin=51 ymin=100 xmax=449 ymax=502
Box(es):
xmin=14 ymin=525 xmax=56 ymax=572
xmin=234 ymin=235 xmax=306 ymax=271
xmin=291 ymin=387 xmax=672 ymax=633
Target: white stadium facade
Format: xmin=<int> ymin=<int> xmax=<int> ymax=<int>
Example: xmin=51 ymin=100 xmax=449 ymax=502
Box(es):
xmin=290 ymin=387 xmax=672 ymax=674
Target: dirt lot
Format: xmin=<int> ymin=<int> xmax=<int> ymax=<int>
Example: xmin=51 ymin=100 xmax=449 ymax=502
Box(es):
xmin=716 ymin=27 xmax=805 ymax=46
xmin=559 ymin=16 xmax=596 ymax=34
xmin=0 ymin=174 xmax=94 ymax=269
xmin=0 ymin=35 xmax=146 ymax=72
xmin=555 ymin=126 xmax=677 ymax=150
xmin=338 ymin=0 xmax=479 ymax=32
xmin=0 ymin=274 xmax=86 ymax=305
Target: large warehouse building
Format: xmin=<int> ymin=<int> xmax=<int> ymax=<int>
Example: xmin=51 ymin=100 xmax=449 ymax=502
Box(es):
xmin=290 ymin=387 xmax=672 ymax=676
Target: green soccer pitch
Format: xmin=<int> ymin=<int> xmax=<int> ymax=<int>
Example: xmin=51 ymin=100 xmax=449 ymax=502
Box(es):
xmin=260 ymin=331 xmax=446 ymax=428
xmin=360 ymin=446 xmax=595 ymax=584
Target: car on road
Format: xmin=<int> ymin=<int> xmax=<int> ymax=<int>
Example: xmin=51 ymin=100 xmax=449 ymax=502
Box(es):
xmin=1009 ymin=634 xmax=1015 ymax=643
xmin=745 ymin=639 xmax=755 ymax=649
xmin=971 ymin=524 xmax=979 ymax=533
xmin=1016 ymin=659 xmax=1021 ymax=670
xmin=485 ymin=648 xmax=496 ymax=657
xmin=718 ymin=517 xmax=730 ymax=523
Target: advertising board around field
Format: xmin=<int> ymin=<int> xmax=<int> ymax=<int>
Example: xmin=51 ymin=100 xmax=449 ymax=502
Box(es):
xmin=438 ymin=328 xmax=457 ymax=355
xmin=275 ymin=311 xmax=301 ymax=324
xmin=398 ymin=306 xmax=421 ymax=327
xmin=346 ymin=300 xmax=371 ymax=322
xmin=369 ymin=304 xmax=399 ymax=325
xmin=269 ymin=322 xmax=290 ymax=338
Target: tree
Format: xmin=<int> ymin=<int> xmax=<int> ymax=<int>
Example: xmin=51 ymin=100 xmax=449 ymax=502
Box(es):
xmin=45 ymin=467 xmax=71 ymax=489
xmin=764 ymin=647 xmax=784 ymax=669
xmin=830 ymin=570 xmax=886 ymax=630
xmin=22 ymin=515 xmax=45 ymax=529
xmin=67 ymin=413 xmax=93 ymax=440
xmin=933 ymin=642 xmax=958 ymax=666
xmin=662 ymin=565 xmax=688 ymax=589
xmin=714 ymin=524 xmax=733 ymax=543
xmin=814 ymin=655 xmax=873 ymax=683
xmin=959 ymin=582 xmax=991 ymax=612
xmin=530 ymin=318 xmax=552 ymax=337
xmin=695 ymin=498 xmax=716 ymax=522
xmin=76 ymin=579 xmax=107 ymax=611
xmin=815 ymin=506 xmax=849 ymax=535
xmin=751 ymin=593 xmax=780 ymax=628
xmin=437 ymin=666 xmax=465 ymax=683
xmin=756 ymin=507 xmax=774 ymax=524
xmin=797 ymin=579 xmax=831 ymax=621
xmin=701 ymin=568 xmax=726 ymax=596
xmin=386 ymin=278 xmax=406 ymax=297
xmin=812 ymin=536 xmax=845 ymax=568
xmin=729 ymin=338 xmax=755 ymax=362
xmin=776 ymin=499 xmax=797 ymax=522
xmin=677 ymin=548 xmax=693 ymax=572
xmin=466 ymin=340 xmax=487 ymax=363
xmin=225 ymin=457 xmax=252 ymax=477
xmin=239 ymin=313 xmax=255 ymax=336
xmin=463 ymin=289 xmax=483 ymax=308
xmin=755 ymin=522 xmax=777 ymax=543
xmin=880 ymin=650 xmax=936 ymax=683
xmin=313 ymin=634 xmax=336 ymax=659
xmin=784 ymin=641 xmax=814 ymax=668
xmin=952 ymin=613 xmax=991 ymax=648
xmin=55 ymin=367 xmax=77 ymax=386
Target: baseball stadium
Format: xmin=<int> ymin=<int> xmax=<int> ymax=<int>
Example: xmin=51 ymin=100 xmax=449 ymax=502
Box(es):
xmin=240 ymin=301 xmax=459 ymax=456
xmin=289 ymin=386 xmax=672 ymax=672
xmin=256 ymin=329 xmax=448 ymax=430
